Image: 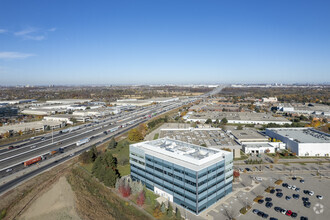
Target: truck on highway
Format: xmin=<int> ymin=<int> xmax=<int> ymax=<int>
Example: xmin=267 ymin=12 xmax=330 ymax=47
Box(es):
xmin=59 ymin=128 xmax=71 ymax=134
xmin=50 ymin=150 xmax=58 ymax=155
xmin=76 ymin=138 xmax=90 ymax=146
xmin=24 ymin=156 xmax=42 ymax=166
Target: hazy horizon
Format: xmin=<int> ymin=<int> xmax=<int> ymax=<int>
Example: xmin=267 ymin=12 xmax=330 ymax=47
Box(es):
xmin=1 ymin=0 xmax=330 ymax=85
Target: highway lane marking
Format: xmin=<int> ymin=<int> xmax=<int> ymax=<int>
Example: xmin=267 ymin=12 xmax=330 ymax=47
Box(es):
xmin=0 ymin=107 xmax=161 ymax=163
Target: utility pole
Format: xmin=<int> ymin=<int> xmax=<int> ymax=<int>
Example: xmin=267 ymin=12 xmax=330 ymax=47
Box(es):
xmin=52 ymin=127 xmax=54 ymax=144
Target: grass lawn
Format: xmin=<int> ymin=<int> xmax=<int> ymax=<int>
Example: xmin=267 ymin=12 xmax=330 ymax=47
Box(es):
xmin=234 ymin=150 xmax=249 ymax=161
xmin=153 ymin=133 xmax=159 ymax=140
xmin=80 ymin=162 xmax=93 ymax=173
xmin=118 ymin=165 xmax=130 ymax=176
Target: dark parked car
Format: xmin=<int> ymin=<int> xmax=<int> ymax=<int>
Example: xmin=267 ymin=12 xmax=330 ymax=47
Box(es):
xmin=286 ymin=196 xmax=292 ymax=200
xmin=291 ymin=212 xmax=298 ymax=218
xmin=270 ymin=189 xmax=275 ymax=194
xmin=276 ymin=192 xmax=283 ymax=198
xmin=300 ymin=179 xmax=305 ymax=183
xmin=282 ymin=183 xmax=288 ymax=187
xmin=304 ymin=202 xmax=311 ymax=208
xmin=253 ymin=209 xmax=259 ymax=214
xmin=274 ymin=207 xmax=282 ymax=212
xmin=270 ymin=218 xmax=278 ymax=220
xmin=258 ymin=199 xmax=264 ymax=204
xmin=257 ymin=211 xmax=264 ymax=217
xmin=300 ymin=217 xmax=308 ymax=220
xmin=276 ymin=188 xmax=282 ymax=192
xmin=293 ymin=194 xmax=300 ymax=199
xmin=262 ymin=213 xmax=269 ymax=219
xmin=265 ymin=202 xmax=273 ymax=208
xmin=292 ymin=176 xmax=297 ymax=180
xmin=265 ymin=197 xmax=272 ymax=202
xmin=302 ymin=197 xmax=309 ymax=202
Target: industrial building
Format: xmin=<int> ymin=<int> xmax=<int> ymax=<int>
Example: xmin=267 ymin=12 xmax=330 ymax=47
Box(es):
xmin=45 ymin=99 xmax=92 ymax=104
xmin=0 ymin=106 xmax=18 ymax=118
xmin=230 ymin=129 xmax=269 ymax=144
xmin=0 ymin=121 xmax=64 ymax=135
xmin=266 ymin=128 xmax=330 ymax=156
xmin=185 ymin=112 xmax=291 ymax=125
xmin=130 ymin=138 xmax=233 ymax=215
xmin=242 ymin=143 xmax=277 ymax=154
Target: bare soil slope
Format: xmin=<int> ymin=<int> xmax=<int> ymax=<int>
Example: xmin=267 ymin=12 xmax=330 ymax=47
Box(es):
xmin=19 ymin=176 xmax=80 ymax=220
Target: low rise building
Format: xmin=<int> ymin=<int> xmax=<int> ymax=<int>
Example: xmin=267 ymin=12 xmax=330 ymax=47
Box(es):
xmin=230 ymin=129 xmax=269 ymax=144
xmin=130 ymin=138 xmax=233 ymax=215
xmin=266 ymin=128 xmax=330 ymax=156
xmin=0 ymin=120 xmax=64 ymax=135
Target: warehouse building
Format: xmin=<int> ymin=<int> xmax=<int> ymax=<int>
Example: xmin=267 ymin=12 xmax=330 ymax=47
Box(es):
xmin=0 ymin=121 xmax=64 ymax=135
xmin=230 ymin=129 xmax=269 ymax=144
xmin=266 ymin=128 xmax=330 ymax=156
xmin=0 ymin=106 xmax=18 ymax=118
xmin=130 ymin=138 xmax=233 ymax=215
xmin=185 ymin=112 xmax=291 ymax=125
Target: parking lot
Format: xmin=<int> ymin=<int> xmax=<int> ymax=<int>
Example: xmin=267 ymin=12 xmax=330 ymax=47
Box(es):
xmin=241 ymin=174 xmax=330 ymax=220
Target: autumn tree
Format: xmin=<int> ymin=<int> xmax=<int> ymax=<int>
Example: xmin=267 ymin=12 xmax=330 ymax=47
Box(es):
xmin=108 ymin=137 xmax=117 ymax=149
xmin=137 ymin=190 xmax=145 ymax=206
xmin=128 ymin=128 xmax=144 ymax=141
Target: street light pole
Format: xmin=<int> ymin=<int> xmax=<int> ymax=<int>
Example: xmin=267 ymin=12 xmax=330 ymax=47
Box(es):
xmin=52 ymin=127 xmax=54 ymax=144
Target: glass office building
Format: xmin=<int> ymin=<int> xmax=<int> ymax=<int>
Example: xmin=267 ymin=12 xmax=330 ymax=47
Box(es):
xmin=130 ymin=138 xmax=233 ymax=215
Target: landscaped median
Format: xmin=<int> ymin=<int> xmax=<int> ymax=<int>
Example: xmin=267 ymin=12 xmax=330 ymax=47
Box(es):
xmin=240 ymin=205 xmax=251 ymax=215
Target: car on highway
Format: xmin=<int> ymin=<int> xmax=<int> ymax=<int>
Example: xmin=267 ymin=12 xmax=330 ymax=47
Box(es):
xmin=70 ymin=153 xmax=75 ymax=156
xmin=6 ymin=168 xmax=12 ymax=172
xmin=30 ymin=145 xmax=36 ymax=148
xmin=41 ymin=137 xmax=46 ymax=141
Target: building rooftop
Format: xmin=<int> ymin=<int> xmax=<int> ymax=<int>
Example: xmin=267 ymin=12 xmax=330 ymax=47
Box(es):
xmin=230 ymin=129 xmax=268 ymax=142
xmin=268 ymin=128 xmax=330 ymax=143
xmin=131 ymin=138 xmax=231 ymax=170
xmin=187 ymin=112 xmax=290 ymax=122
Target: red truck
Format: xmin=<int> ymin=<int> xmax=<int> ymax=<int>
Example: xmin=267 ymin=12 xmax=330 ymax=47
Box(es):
xmin=24 ymin=156 xmax=42 ymax=166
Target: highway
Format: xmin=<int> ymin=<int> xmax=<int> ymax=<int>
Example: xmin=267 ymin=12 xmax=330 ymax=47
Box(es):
xmin=0 ymin=97 xmax=196 ymax=179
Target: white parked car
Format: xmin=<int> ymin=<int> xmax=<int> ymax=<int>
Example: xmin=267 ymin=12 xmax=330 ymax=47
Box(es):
xmin=287 ymin=185 xmax=292 ymax=189
xmin=255 ymin=177 xmax=263 ymax=181
xmin=309 ymin=191 xmax=314 ymax=196
xmin=281 ymin=209 xmax=287 ymax=215
xmin=316 ymin=195 xmax=323 ymax=200
xmin=292 ymin=185 xmax=296 ymax=190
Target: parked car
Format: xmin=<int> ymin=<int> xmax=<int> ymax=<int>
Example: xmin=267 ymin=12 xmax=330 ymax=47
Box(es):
xmin=288 ymin=185 xmax=292 ymax=189
xmin=292 ymin=185 xmax=296 ymax=190
xmin=302 ymin=197 xmax=309 ymax=202
xmin=286 ymin=196 xmax=292 ymax=200
xmin=304 ymin=202 xmax=311 ymax=208
xmin=265 ymin=197 xmax=272 ymax=202
xmin=255 ymin=177 xmax=263 ymax=181
xmin=270 ymin=218 xmax=278 ymax=220
xmin=262 ymin=213 xmax=269 ymax=219
xmin=276 ymin=188 xmax=282 ymax=192
xmin=258 ymin=199 xmax=264 ymax=204
xmin=274 ymin=207 xmax=282 ymax=212
xmin=293 ymin=194 xmax=300 ymax=199
xmin=253 ymin=209 xmax=259 ymax=214
xmin=295 ymin=187 xmax=300 ymax=192
xmin=300 ymin=216 xmax=308 ymax=220
xmin=282 ymin=183 xmax=288 ymax=187
xmin=291 ymin=212 xmax=298 ymax=218
xmin=265 ymin=202 xmax=273 ymax=208
xmin=286 ymin=210 xmax=293 ymax=216
xmin=300 ymin=179 xmax=305 ymax=183
xmin=316 ymin=195 xmax=323 ymax=200
xmin=308 ymin=191 xmax=314 ymax=196
xmin=281 ymin=209 xmax=287 ymax=215
xmin=292 ymin=176 xmax=297 ymax=180
xmin=270 ymin=189 xmax=275 ymax=194
xmin=276 ymin=192 xmax=283 ymax=198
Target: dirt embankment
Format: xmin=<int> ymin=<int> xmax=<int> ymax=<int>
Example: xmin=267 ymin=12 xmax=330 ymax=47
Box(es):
xmin=19 ymin=176 xmax=80 ymax=220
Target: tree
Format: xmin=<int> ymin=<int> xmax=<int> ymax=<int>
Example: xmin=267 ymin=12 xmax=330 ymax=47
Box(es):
xmin=153 ymin=204 xmax=163 ymax=219
xmin=220 ymin=118 xmax=228 ymax=125
xmin=137 ymin=190 xmax=145 ymax=206
xmin=233 ymin=170 xmax=240 ymax=179
xmin=205 ymin=118 xmax=212 ymax=124
xmin=160 ymin=202 xmax=166 ymax=213
xmin=108 ymin=137 xmax=117 ymax=149
xmin=128 ymin=128 xmax=144 ymax=141
xmin=175 ymin=207 xmax=181 ymax=219
xmin=237 ymin=125 xmax=243 ymax=130
xmin=92 ymin=151 xmax=119 ymax=187
xmin=167 ymin=201 xmax=173 ymax=217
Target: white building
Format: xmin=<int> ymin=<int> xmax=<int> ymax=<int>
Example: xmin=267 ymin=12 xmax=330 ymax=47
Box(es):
xmin=243 ymin=143 xmax=276 ymax=154
xmin=266 ymin=128 xmax=330 ymax=157
xmin=262 ymin=97 xmax=278 ymax=103
xmin=43 ymin=114 xmax=74 ymax=124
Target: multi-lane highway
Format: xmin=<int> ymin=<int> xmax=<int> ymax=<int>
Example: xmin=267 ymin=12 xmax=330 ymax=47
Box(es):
xmin=0 ymin=97 xmax=197 ymax=180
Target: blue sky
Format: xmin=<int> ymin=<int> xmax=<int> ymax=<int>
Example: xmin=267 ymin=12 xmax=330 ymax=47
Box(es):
xmin=0 ymin=0 xmax=329 ymax=85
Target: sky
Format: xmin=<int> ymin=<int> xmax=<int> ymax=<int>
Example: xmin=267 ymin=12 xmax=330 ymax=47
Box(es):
xmin=0 ymin=0 xmax=330 ymax=85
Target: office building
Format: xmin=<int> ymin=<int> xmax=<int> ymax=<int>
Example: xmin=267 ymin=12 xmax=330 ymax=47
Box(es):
xmin=130 ymin=138 xmax=233 ymax=215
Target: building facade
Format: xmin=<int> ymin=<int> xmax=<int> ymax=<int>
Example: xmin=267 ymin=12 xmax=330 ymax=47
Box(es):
xmin=266 ymin=128 xmax=330 ymax=156
xmin=130 ymin=138 xmax=233 ymax=215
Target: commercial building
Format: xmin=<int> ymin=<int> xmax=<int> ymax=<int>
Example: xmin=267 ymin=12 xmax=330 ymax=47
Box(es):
xmin=110 ymin=99 xmax=153 ymax=107
xmin=230 ymin=129 xmax=269 ymax=144
xmin=262 ymin=97 xmax=278 ymax=103
xmin=185 ymin=112 xmax=291 ymax=125
xmin=242 ymin=143 xmax=276 ymax=154
xmin=0 ymin=121 xmax=64 ymax=135
xmin=46 ymin=99 xmax=92 ymax=104
xmin=0 ymin=106 xmax=18 ymax=118
xmin=266 ymin=128 xmax=330 ymax=156
xmin=130 ymin=138 xmax=233 ymax=215
xmin=43 ymin=114 xmax=74 ymax=124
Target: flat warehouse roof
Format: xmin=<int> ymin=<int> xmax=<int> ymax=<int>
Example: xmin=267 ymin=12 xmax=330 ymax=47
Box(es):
xmin=131 ymin=138 xmax=231 ymax=169
xmin=269 ymin=128 xmax=330 ymax=143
